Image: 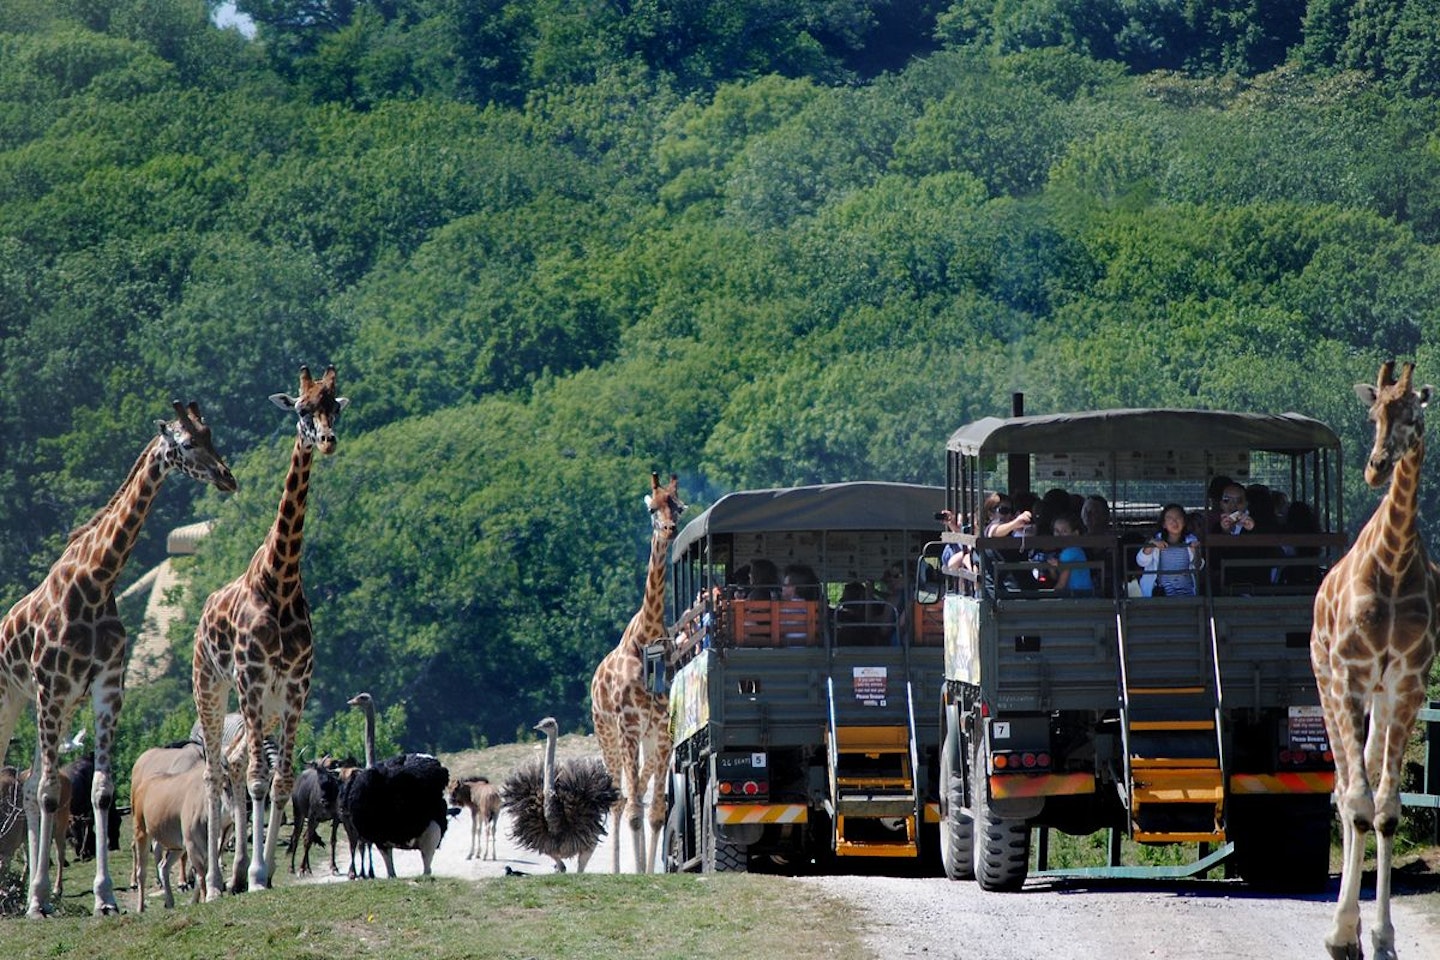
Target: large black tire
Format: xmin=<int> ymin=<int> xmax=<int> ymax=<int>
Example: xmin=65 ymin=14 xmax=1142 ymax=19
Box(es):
xmin=663 ymin=796 xmax=687 ymax=873
xmin=939 ymin=732 xmax=975 ymax=881
xmin=1229 ymin=794 xmax=1333 ymax=894
xmin=971 ymin=740 xmax=1031 ymax=891
xmin=702 ymin=789 xmax=748 ymax=873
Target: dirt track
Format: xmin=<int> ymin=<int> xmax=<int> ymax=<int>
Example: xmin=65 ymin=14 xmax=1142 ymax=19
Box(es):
xmin=315 ymin=755 xmax=1440 ymax=960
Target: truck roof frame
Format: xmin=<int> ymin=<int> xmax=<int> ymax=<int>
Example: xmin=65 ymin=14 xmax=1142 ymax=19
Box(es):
xmin=671 ymin=481 xmax=946 ymax=560
xmin=947 ymin=409 xmax=1341 ymax=457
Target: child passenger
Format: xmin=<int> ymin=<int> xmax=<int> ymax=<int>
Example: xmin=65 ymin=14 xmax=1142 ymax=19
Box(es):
xmin=1044 ymin=513 xmax=1094 ymax=597
xmin=1136 ymin=503 xmax=1200 ymax=597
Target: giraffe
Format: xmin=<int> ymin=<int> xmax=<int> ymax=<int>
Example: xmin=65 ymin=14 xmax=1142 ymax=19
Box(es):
xmin=1312 ymin=360 xmax=1440 ymax=960
xmin=192 ymin=364 xmax=347 ymax=898
xmin=0 ymin=402 xmax=235 ymax=918
xmin=590 ymin=472 xmax=685 ymax=873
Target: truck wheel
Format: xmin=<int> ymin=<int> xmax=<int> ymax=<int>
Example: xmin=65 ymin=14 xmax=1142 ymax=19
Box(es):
xmin=939 ymin=735 xmax=975 ymax=881
xmin=663 ymin=801 xmax=686 ymax=873
xmin=702 ymin=791 xmax=748 ymax=873
xmin=1230 ymin=795 xmax=1332 ymax=893
xmin=971 ymin=741 xmax=1030 ymax=891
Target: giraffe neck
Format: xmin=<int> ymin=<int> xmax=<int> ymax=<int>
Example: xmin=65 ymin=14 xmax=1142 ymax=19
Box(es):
xmin=63 ymin=437 xmax=171 ymax=592
xmin=621 ymin=528 xmax=670 ymax=656
xmin=246 ymin=435 xmax=313 ymax=589
xmin=1375 ymin=436 xmax=1425 ymax=555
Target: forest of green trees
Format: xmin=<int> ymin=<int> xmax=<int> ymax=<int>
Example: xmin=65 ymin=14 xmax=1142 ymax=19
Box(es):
xmin=2 ymin=0 xmax=1440 ymax=765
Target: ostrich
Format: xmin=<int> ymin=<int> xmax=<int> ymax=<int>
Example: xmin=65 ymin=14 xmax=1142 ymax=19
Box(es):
xmin=502 ymin=717 xmax=620 ymax=873
xmin=339 ymin=692 xmax=449 ymax=879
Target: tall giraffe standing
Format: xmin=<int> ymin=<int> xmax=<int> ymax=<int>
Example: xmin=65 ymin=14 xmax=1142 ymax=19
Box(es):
xmin=590 ymin=472 xmax=685 ymax=873
xmin=0 ymin=402 xmax=235 ymax=918
xmin=1312 ymin=360 xmax=1440 ymax=960
xmin=193 ymin=365 xmax=347 ymax=898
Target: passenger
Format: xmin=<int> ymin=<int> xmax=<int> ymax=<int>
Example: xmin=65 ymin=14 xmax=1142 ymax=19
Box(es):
xmin=1136 ymin=503 xmax=1199 ymax=597
xmin=744 ymin=559 xmax=781 ymax=600
xmin=938 ymin=509 xmax=973 ymax=578
xmin=1205 ymin=475 xmax=1235 ymax=534
xmin=1043 ymin=513 xmax=1094 ymax=597
xmin=1080 ymin=495 xmax=1112 ymax=536
xmin=1038 ymin=488 xmax=1073 ymax=536
xmin=781 ymin=564 xmax=822 ymax=603
xmin=834 ymin=581 xmax=887 ymax=646
xmin=984 ymin=492 xmax=1034 ymax=539
xmin=1213 ymin=483 xmax=1255 ymax=537
xmin=1277 ymin=501 xmax=1323 ymax=586
xmin=1271 ymin=490 xmax=1291 ymax=527
xmin=877 ymin=564 xmax=908 ymax=640
xmin=1080 ymin=494 xmax=1116 ymax=597
xmin=982 ymin=492 xmax=1033 ymax=593
xmin=1245 ymin=484 xmax=1281 ymax=534
xmin=1212 ymin=483 xmax=1271 ymax=589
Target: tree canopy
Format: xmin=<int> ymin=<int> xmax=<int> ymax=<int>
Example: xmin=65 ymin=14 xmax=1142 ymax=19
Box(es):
xmin=1 ymin=0 xmax=1439 ymax=761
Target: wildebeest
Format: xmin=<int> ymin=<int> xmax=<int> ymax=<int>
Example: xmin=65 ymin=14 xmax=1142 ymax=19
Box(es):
xmin=288 ymin=760 xmax=342 ymax=876
xmin=62 ymin=754 xmax=122 ymax=861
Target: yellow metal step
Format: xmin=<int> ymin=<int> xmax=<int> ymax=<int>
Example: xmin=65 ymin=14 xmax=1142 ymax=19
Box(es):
xmin=835 ymin=813 xmax=918 ymax=858
xmin=832 ymin=725 xmax=910 ymax=753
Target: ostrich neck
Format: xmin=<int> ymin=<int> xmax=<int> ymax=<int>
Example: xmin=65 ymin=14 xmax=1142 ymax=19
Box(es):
xmin=363 ymin=706 xmax=376 ymax=768
xmin=541 ymin=731 xmax=558 ymax=824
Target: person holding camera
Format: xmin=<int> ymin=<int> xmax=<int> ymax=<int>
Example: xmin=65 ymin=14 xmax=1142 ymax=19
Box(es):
xmin=1137 ymin=503 xmax=1199 ymax=596
xmin=1214 ymin=484 xmax=1255 ymax=536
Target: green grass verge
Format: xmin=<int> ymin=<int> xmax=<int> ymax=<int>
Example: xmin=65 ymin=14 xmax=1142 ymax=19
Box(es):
xmin=0 ymin=872 xmax=867 ymax=960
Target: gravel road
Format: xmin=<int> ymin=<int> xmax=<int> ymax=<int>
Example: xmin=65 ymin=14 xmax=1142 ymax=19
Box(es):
xmin=319 ymin=774 xmax=1440 ymax=960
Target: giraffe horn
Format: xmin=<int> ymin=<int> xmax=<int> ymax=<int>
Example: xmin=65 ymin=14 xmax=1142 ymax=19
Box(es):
xmin=299 ymin=364 xmax=314 ymax=389
xmin=1379 ymin=360 xmax=1397 ymax=388
xmin=172 ymin=399 xmax=186 ymax=418
xmin=322 ymin=364 xmax=338 ymax=386
xmin=651 ymin=471 xmax=660 ymax=492
xmin=185 ymin=401 xmax=208 ymax=429
xmin=1398 ymin=362 xmax=1415 ymax=391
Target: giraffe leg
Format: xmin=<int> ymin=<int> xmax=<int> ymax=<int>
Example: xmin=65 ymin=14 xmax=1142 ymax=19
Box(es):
xmin=27 ymin=692 xmax=70 ymax=919
xmin=625 ymin=760 xmax=646 ymax=873
xmin=1369 ymin=687 xmax=1426 ymax=960
xmin=1324 ymin=687 xmax=1372 ymax=960
xmin=260 ymin=699 xmax=304 ymax=887
xmin=641 ymin=721 xmax=674 ymax=875
xmin=593 ymin=710 xmax=630 ymax=873
xmin=194 ymin=677 xmax=230 ymax=902
xmin=88 ymin=662 xmax=124 ymax=916
xmin=239 ymin=695 xmax=272 ymax=892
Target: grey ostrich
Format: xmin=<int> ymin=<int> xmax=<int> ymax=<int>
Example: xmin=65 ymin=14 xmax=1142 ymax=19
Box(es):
xmin=502 ymin=717 xmax=619 ymax=873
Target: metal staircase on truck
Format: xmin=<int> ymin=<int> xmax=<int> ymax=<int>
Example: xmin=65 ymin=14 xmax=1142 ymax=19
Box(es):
xmin=825 ymin=676 xmax=922 ymax=858
xmin=1118 ymin=601 xmax=1226 ymax=844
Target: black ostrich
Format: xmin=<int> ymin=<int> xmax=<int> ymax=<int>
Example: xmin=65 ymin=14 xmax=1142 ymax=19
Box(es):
xmin=502 ymin=717 xmax=619 ymax=873
xmin=339 ymin=692 xmax=449 ymax=879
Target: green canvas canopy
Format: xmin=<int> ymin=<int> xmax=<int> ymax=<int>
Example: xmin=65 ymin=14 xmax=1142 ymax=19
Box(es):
xmin=671 ymin=482 xmax=946 ymax=561
xmin=947 ymin=409 xmax=1341 ymax=457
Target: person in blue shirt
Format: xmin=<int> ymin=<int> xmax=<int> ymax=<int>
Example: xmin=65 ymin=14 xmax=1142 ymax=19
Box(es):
xmin=1044 ymin=513 xmax=1094 ymax=596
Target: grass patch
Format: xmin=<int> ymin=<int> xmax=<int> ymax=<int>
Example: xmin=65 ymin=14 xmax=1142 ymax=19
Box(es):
xmin=0 ymin=871 xmax=866 ymax=960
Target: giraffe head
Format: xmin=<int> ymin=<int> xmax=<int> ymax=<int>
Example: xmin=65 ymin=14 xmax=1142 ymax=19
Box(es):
xmin=154 ymin=401 xmax=237 ymax=492
xmin=1355 ymin=360 xmax=1435 ymax=487
xmin=644 ymin=472 xmax=686 ymax=543
xmin=269 ymin=364 xmax=349 ymax=455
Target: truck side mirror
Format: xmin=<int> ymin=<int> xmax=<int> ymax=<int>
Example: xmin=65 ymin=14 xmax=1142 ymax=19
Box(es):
xmin=916 ymin=546 xmax=943 ymax=605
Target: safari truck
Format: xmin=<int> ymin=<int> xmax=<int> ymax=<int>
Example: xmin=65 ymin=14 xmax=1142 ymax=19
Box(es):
xmin=933 ymin=407 xmax=1345 ymax=892
xmin=661 ymin=482 xmax=949 ymax=873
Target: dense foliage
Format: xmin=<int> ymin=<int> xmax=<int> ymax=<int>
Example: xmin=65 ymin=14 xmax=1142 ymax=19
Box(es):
xmin=2 ymin=0 xmax=1439 ymax=755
